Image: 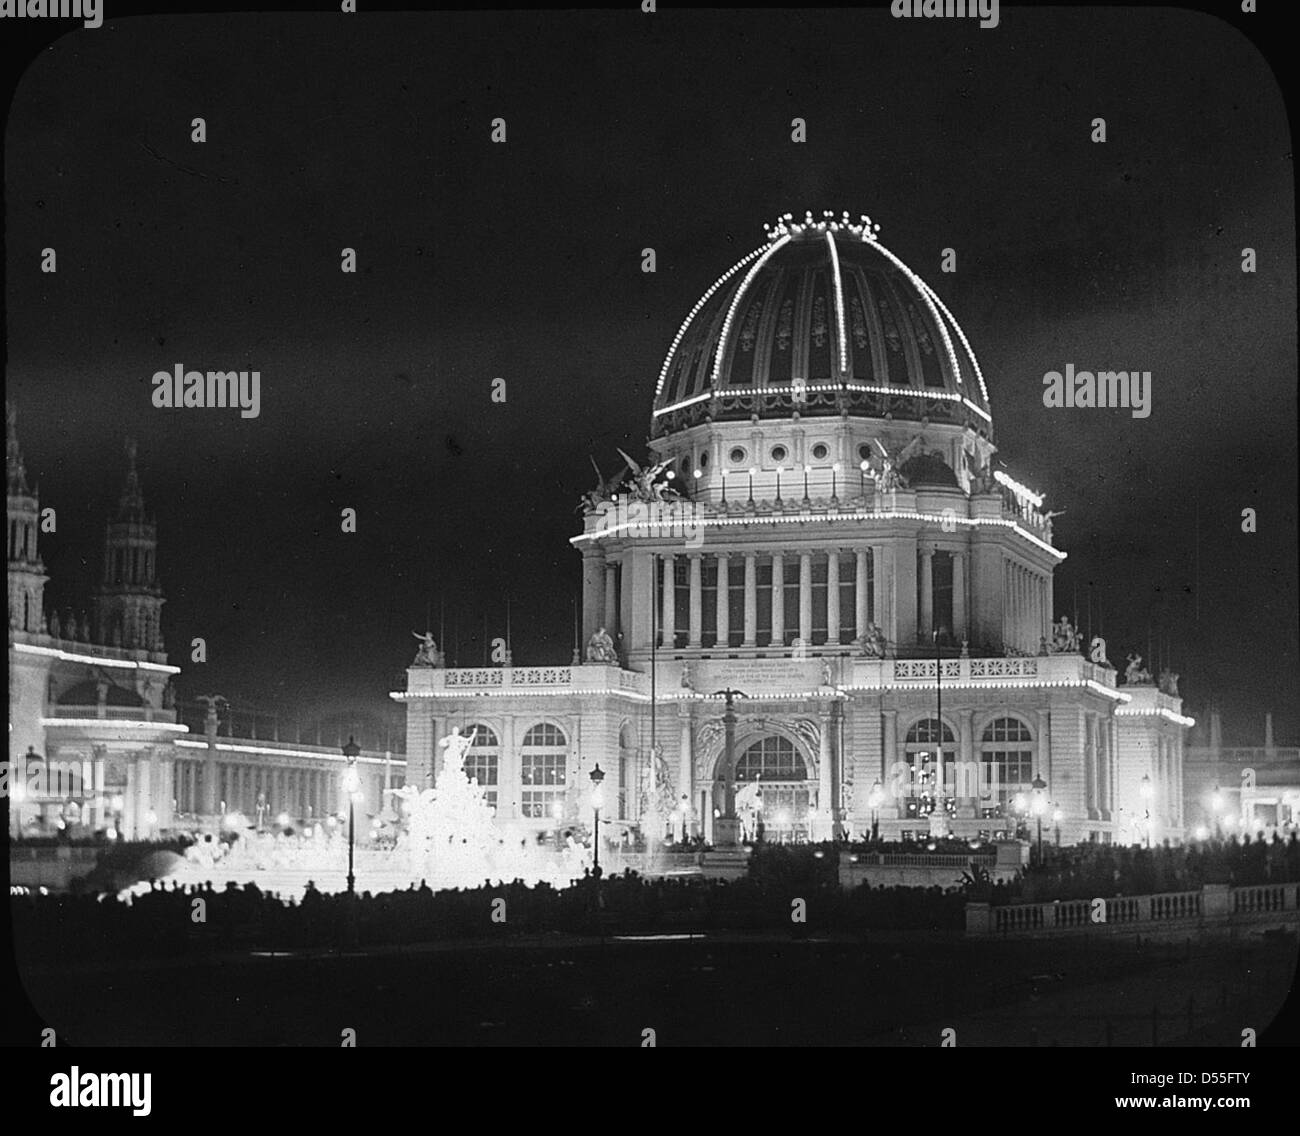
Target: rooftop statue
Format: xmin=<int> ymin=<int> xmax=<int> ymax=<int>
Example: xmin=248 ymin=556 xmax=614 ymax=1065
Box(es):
xmin=1124 ymin=652 xmax=1154 ymax=686
xmin=1089 ymin=636 xmax=1109 ymax=666
xmin=1050 ymin=615 xmax=1081 ymax=654
xmin=585 ymin=626 xmax=618 ymax=664
xmin=576 ymin=456 xmax=622 ymax=515
xmin=411 ymin=631 xmax=443 ymax=667
xmin=617 ymin=448 xmax=680 ymax=504
xmin=1158 ymin=668 xmax=1180 ymax=697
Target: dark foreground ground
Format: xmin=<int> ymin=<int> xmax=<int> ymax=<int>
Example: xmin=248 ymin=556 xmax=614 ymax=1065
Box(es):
xmin=18 ymin=931 xmax=1296 ymax=1046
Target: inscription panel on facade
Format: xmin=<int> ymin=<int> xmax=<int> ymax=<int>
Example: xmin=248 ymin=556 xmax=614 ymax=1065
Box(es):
xmin=694 ymin=658 xmax=822 ymax=696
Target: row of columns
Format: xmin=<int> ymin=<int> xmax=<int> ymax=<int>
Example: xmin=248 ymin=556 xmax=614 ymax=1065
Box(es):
xmin=660 ymin=550 xmax=880 ymax=648
xmin=917 ymin=548 xmax=968 ymax=641
xmin=195 ymin=760 xmax=344 ymax=820
xmin=1005 ymin=559 xmax=1047 ymax=655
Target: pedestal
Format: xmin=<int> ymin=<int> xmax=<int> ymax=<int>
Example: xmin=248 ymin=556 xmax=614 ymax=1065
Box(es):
xmin=713 ymin=817 xmax=741 ymax=848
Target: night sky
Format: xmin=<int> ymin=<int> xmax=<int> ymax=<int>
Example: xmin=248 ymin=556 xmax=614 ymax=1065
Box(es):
xmin=5 ymin=8 xmax=1295 ymax=748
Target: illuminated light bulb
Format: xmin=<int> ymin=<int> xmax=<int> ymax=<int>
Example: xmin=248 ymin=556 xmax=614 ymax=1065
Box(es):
xmin=693 ymin=468 xmax=702 ymax=479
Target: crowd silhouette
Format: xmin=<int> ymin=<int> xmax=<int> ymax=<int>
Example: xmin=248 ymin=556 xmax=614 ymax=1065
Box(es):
xmin=12 ymin=833 xmax=1298 ymax=962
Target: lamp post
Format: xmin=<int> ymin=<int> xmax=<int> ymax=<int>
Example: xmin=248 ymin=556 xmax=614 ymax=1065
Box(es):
xmin=859 ymin=459 xmax=870 ymax=502
xmin=1031 ymin=773 xmax=1047 ymax=866
xmin=867 ymin=779 xmax=884 ymax=844
xmin=831 ymin=462 xmax=841 ymax=503
xmin=342 ymin=736 xmax=361 ymax=894
xmin=1139 ymin=772 xmax=1154 ymax=848
xmin=589 ymin=763 xmax=605 ymax=879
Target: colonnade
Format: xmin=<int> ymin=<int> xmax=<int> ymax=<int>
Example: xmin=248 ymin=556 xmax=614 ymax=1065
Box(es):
xmin=1004 ymin=559 xmax=1049 ymax=655
xmin=657 ymin=549 xmax=880 ymax=649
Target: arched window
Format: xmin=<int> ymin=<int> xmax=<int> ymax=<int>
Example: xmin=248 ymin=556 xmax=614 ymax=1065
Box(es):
xmin=520 ymin=723 xmax=567 ymax=820
xmin=462 ymin=724 xmax=499 ymax=812
xmin=735 ymin=736 xmax=810 ymax=844
xmin=979 ymin=717 xmax=1035 ymax=817
xmin=903 ymin=718 xmax=956 ymax=819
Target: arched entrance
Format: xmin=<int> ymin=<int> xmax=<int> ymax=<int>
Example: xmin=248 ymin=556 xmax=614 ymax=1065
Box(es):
xmin=730 ymin=735 xmax=813 ymax=843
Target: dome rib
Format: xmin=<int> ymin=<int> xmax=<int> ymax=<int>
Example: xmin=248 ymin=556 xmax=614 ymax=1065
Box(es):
xmin=651 ymin=214 xmax=992 ymax=438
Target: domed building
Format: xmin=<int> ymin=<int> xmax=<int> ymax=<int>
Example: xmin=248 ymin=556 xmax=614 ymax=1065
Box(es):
xmin=399 ymin=213 xmax=1193 ymax=850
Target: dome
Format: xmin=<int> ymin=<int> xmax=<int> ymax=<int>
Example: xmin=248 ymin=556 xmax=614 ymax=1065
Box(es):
xmin=652 ymin=212 xmax=991 ymax=439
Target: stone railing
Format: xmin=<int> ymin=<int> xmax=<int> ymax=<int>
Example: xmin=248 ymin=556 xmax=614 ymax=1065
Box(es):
xmin=401 ymin=664 xmax=650 ymax=698
xmin=967 ymin=882 xmax=1298 ymax=937
xmin=46 ymin=705 xmax=176 ymax=723
xmin=857 ymin=654 xmax=1114 ymax=689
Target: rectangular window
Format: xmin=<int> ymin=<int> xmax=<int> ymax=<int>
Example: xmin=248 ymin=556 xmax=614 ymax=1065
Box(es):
xmin=702 ymin=559 xmax=717 ymax=648
xmin=674 ymin=557 xmax=689 ymax=648
xmin=812 ymin=556 xmax=828 ymax=645
xmin=728 ymin=566 xmax=744 ymax=648
xmin=784 ymin=573 xmax=800 ymax=646
xmin=838 ymin=568 xmax=856 ymax=644
xmin=932 ymin=552 xmax=954 ymax=645
xmin=756 ymin=560 xmax=772 ymax=644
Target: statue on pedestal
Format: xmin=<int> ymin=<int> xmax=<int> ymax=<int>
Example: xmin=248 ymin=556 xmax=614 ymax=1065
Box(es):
xmin=411 ymin=631 xmax=443 ymax=668
xmin=1124 ymin=653 xmax=1153 ymax=686
xmin=680 ymin=662 xmax=694 ymax=690
xmin=1051 ymin=616 xmax=1081 ymax=654
xmin=1157 ymin=668 xmax=1180 ymax=697
xmin=853 ymin=622 xmax=888 ymax=658
xmin=1089 ymin=636 xmax=1109 ymax=666
xmin=585 ymin=626 xmax=618 ymax=664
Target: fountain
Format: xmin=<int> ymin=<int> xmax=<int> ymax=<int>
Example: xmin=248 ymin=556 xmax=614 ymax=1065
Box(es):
xmin=121 ymin=727 xmax=592 ymax=900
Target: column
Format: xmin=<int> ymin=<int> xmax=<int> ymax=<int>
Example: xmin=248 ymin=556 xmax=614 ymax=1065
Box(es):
xmin=855 ymin=549 xmax=869 ymax=639
xmin=882 ymin=709 xmax=899 ymax=819
xmin=956 ymin=709 xmax=975 ymax=816
xmin=604 ymin=563 xmax=618 ymax=637
xmin=661 ymin=554 xmax=675 ymax=648
xmin=581 ymin=546 xmax=606 ymax=649
xmin=817 ymin=707 xmax=835 ymax=839
xmin=743 ymin=553 xmax=758 ymax=647
xmin=202 ymin=739 xmax=219 ymax=815
xmin=920 ymin=548 xmax=934 ymax=641
xmin=1037 ymin=709 xmax=1053 ymax=796
xmin=799 ymin=552 xmax=813 ymax=646
xmin=678 ymin=710 xmax=694 ymax=836
xmin=715 ymin=698 xmax=740 ymax=847
xmin=826 ymin=550 xmax=841 ymax=645
xmin=952 ymin=552 xmax=966 ymax=645
xmin=771 ymin=551 xmax=785 ymax=646
xmin=873 ymin=546 xmax=887 ymax=640
xmin=124 ymin=759 xmax=139 ymax=840
xmin=688 ymin=554 xmax=703 ymax=647
xmin=715 ymin=553 xmax=730 ymax=647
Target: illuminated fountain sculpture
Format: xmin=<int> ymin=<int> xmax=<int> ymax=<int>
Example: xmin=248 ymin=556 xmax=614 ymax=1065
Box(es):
xmin=390 ymin=726 xmax=590 ymax=890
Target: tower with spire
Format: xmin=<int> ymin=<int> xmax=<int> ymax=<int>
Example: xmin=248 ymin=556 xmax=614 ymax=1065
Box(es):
xmin=7 ymin=401 xmax=49 ymax=636
xmin=93 ymin=438 xmax=165 ymax=655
